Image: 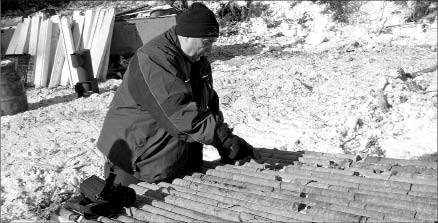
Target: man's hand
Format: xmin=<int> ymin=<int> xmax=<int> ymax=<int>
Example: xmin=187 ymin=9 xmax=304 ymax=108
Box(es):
xmin=222 ymin=136 xmax=260 ymax=161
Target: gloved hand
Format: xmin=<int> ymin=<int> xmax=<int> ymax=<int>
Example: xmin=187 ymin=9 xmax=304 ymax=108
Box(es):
xmin=222 ymin=135 xmax=260 ymax=161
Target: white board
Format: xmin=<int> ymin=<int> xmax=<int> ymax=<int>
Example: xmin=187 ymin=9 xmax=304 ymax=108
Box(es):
xmin=5 ymin=22 xmax=23 ymax=55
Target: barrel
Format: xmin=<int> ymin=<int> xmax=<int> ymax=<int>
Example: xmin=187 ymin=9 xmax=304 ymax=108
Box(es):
xmin=1 ymin=59 xmax=28 ymax=116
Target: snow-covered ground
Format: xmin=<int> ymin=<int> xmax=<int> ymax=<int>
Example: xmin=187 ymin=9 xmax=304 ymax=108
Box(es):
xmin=1 ymin=1 xmax=437 ymax=221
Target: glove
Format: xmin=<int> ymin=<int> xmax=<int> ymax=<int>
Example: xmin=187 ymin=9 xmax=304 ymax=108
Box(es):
xmin=222 ymin=135 xmax=260 ymax=161
xmin=216 ymin=146 xmax=234 ymax=164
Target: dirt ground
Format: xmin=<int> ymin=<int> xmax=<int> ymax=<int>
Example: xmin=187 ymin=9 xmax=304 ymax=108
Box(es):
xmin=1 ymin=1 xmax=437 ymax=221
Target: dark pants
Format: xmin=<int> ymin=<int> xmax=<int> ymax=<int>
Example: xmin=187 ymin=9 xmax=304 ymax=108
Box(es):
xmin=104 ymin=162 xmax=141 ymax=186
xmin=103 ymin=145 xmax=203 ymax=186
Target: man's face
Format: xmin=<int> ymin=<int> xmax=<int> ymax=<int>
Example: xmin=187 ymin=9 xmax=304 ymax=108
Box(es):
xmin=186 ymin=37 xmax=217 ymax=61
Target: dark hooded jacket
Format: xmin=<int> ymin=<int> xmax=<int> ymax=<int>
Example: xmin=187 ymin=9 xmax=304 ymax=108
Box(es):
xmin=97 ymin=27 xmax=231 ymax=183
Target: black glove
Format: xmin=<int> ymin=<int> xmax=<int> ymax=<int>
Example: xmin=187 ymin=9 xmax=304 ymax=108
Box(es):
xmin=216 ymin=146 xmax=234 ymax=164
xmin=222 ymin=135 xmax=260 ymax=161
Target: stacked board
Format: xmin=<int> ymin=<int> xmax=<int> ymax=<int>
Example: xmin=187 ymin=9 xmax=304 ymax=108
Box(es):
xmin=5 ymin=8 xmax=115 ymax=88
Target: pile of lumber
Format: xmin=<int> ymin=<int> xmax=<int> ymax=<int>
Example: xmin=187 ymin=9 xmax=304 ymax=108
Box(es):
xmin=5 ymin=7 xmax=115 ymax=88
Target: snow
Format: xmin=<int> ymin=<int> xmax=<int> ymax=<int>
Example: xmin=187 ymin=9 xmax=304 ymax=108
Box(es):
xmin=1 ymin=1 xmax=437 ymax=221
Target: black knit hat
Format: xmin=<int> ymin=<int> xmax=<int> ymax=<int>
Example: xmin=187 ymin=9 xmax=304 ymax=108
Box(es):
xmin=176 ymin=2 xmax=219 ymax=38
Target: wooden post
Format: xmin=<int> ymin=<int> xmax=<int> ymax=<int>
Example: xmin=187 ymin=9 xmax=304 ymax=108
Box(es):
xmin=86 ymin=8 xmax=103 ymax=50
xmin=5 ymin=22 xmax=23 ymax=55
xmin=48 ymin=15 xmax=63 ymax=88
xmin=82 ymin=9 xmax=96 ymax=48
xmin=48 ymin=33 xmax=65 ymax=88
xmin=34 ymin=19 xmax=48 ymax=87
xmin=60 ymin=16 xmax=79 ymax=85
xmin=28 ymin=15 xmax=41 ymax=56
xmin=41 ymin=18 xmax=60 ymax=87
xmin=97 ymin=8 xmax=115 ymax=81
xmin=41 ymin=20 xmax=53 ymax=87
xmin=14 ymin=17 xmax=31 ymax=54
xmin=59 ymin=60 xmax=71 ymax=86
xmin=90 ymin=8 xmax=116 ymax=79
xmin=72 ymin=11 xmax=85 ymax=50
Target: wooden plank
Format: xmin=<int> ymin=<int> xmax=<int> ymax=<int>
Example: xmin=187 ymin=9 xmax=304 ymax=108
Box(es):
xmin=40 ymin=19 xmax=53 ymax=87
xmin=60 ymin=16 xmax=79 ymax=85
xmin=5 ymin=22 xmax=23 ymax=55
xmin=48 ymin=33 xmax=65 ymax=88
xmin=72 ymin=11 xmax=85 ymax=50
xmin=48 ymin=15 xmax=64 ymax=88
xmin=68 ymin=11 xmax=86 ymax=84
xmin=34 ymin=19 xmax=48 ymax=87
xmin=59 ymin=14 xmax=72 ymax=86
xmin=60 ymin=60 xmax=71 ymax=86
xmin=89 ymin=8 xmax=105 ymax=77
xmin=97 ymin=8 xmax=115 ymax=81
xmin=22 ymin=21 xmax=31 ymax=54
xmin=86 ymin=8 xmax=103 ymax=50
xmin=28 ymin=15 xmax=41 ymax=56
xmin=91 ymin=8 xmax=115 ymax=79
xmin=1 ymin=28 xmax=15 ymax=55
xmin=28 ymin=14 xmax=44 ymax=87
xmin=41 ymin=18 xmax=59 ymax=87
xmin=50 ymin=14 xmax=61 ymax=24
xmin=82 ymin=9 xmax=96 ymax=48
xmin=14 ymin=17 xmax=31 ymax=54
xmin=99 ymin=44 xmax=111 ymax=81
xmin=72 ymin=11 xmax=81 ymax=47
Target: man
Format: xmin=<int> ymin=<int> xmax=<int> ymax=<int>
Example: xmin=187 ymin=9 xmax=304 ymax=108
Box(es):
xmin=97 ymin=3 xmax=258 ymax=186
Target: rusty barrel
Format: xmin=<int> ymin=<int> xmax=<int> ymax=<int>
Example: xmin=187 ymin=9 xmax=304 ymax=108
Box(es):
xmin=0 ymin=59 xmax=28 ymax=116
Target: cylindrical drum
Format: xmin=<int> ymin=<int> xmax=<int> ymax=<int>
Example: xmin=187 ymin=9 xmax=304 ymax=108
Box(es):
xmin=1 ymin=59 xmax=28 ymax=116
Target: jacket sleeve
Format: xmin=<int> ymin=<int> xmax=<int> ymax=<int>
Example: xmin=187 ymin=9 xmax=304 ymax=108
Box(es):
xmin=126 ymin=50 xmax=231 ymax=146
